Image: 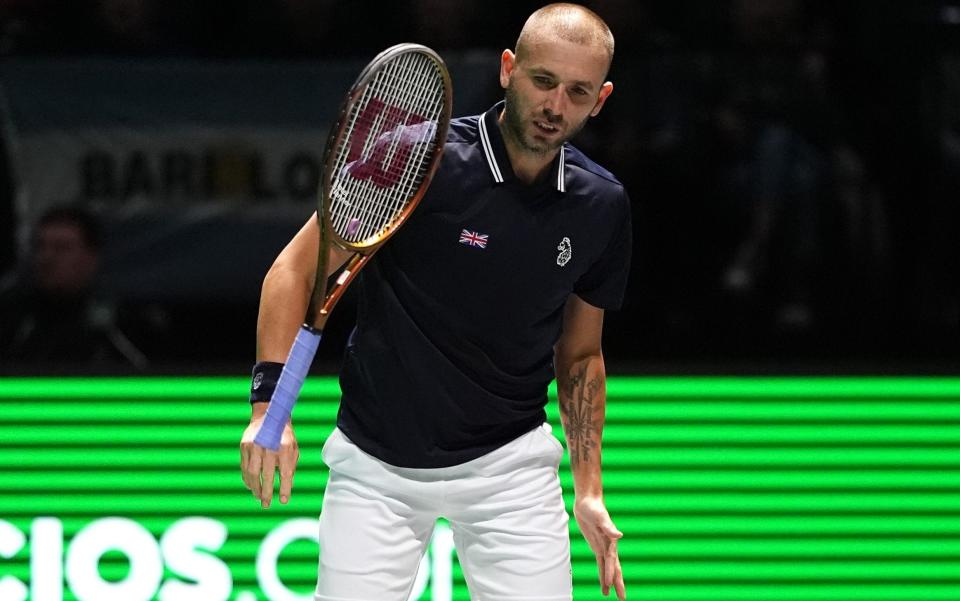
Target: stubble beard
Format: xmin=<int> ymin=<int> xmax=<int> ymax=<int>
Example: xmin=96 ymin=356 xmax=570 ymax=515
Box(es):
xmin=502 ymin=85 xmax=589 ymax=157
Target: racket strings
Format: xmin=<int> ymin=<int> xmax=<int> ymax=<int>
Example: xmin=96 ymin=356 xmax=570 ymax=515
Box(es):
xmin=335 ymin=54 xmax=441 ymax=241
xmin=328 ymin=50 xmax=447 ymax=244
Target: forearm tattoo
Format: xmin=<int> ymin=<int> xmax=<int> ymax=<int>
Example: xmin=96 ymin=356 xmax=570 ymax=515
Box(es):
xmin=559 ymin=363 xmax=602 ymax=468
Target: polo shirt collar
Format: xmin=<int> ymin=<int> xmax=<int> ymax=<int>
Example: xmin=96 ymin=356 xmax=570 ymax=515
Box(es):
xmin=478 ymin=101 xmax=567 ymax=193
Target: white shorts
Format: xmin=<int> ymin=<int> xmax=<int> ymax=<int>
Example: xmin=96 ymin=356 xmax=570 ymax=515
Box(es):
xmin=314 ymin=424 xmax=572 ymax=601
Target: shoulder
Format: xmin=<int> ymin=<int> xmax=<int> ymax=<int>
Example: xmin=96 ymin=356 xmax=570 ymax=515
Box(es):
xmin=563 ymin=144 xmax=624 ymax=193
xmin=445 ymin=113 xmax=481 ymax=146
xmin=562 ymin=144 xmax=630 ymax=221
xmin=432 ymin=114 xmax=485 ymax=181
xmin=414 ymin=113 xmax=488 ymax=203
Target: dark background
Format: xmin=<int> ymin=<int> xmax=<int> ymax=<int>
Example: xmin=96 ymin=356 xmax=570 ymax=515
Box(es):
xmin=1 ymin=0 xmax=958 ymax=374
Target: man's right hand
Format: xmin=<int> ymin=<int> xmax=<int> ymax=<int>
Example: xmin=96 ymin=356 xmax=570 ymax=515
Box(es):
xmin=240 ymin=403 xmax=300 ymax=508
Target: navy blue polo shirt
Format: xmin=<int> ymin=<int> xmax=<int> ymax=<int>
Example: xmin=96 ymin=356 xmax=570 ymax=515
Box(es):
xmin=336 ymin=102 xmax=632 ymax=468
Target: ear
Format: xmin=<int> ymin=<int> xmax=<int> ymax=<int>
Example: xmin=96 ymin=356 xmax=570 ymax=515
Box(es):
xmin=499 ymin=49 xmax=516 ymax=90
xmin=590 ymin=81 xmax=614 ymax=117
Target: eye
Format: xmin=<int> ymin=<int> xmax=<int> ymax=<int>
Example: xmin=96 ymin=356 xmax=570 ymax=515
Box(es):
xmin=533 ymin=75 xmax=553 ymax=87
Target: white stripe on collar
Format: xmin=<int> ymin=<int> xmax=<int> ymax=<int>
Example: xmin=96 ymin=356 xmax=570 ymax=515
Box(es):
xmin=478 ymin=112 xmax=504 ymax=183
xmin=557 ymin=146 xmax=566 ymax=192
xmin=479 ymin=109 xmax=567 ymax=192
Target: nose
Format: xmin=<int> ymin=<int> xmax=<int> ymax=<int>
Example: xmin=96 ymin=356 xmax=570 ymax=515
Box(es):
xmin=542 ymin=86 xmax=567 ymax=123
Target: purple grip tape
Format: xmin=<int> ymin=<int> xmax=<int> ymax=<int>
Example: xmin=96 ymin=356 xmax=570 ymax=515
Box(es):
xmin=254 ymin=326 xmax=322 ymax=450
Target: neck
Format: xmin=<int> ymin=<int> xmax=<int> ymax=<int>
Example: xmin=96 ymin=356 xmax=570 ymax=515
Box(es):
xmin=497 ymin=110 xmax=558 ymax=185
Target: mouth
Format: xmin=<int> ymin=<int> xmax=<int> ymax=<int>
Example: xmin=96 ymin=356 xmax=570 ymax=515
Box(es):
xmin=532 ymin=119 xmax=561 ymax=135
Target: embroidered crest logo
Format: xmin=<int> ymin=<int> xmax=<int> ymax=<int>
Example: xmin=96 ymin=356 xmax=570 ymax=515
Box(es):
xmin=556 ymin=237 xmax=572 ymax=266
xmin=252 ymin=373 xmax=264 ymax=390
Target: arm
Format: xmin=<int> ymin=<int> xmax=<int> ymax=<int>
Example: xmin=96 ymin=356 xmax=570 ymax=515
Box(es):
xmin=256 ymin=212 xmax=352 ymax=361
xmin=242 ymin=212 xmax=351 ymax=508
xmin=554 ymin=294 xmax=626 ymax=600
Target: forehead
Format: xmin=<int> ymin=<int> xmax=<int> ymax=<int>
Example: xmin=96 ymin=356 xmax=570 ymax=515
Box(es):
xmin=517 ymin=36 xmax=609 ymax=85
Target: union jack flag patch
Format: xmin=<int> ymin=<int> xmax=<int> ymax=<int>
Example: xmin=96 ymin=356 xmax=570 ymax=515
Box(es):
xmin=459 ymin=229 xmax=489 ymax=249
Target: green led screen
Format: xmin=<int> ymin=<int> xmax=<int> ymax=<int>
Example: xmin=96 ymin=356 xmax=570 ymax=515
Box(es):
xmin=2 ymin=377 xmax=960 ymax=600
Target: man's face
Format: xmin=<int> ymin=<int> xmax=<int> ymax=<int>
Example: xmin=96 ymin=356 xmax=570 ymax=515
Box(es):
xmin=500 ymin=36 xmax=613 ymax=156
xmin=32 ymin=223 xmax=99 ymax=295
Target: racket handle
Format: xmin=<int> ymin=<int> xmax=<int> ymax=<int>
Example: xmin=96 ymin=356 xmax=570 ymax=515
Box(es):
xmin=253 ymin=326 xmax=322 ymax=451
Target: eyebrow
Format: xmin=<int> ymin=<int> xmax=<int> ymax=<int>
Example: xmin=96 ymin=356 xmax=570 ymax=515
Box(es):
xmin=527 ymin=67 xmax=596 ymax=91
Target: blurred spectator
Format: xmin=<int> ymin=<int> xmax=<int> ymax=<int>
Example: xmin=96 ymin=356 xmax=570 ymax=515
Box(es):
xmin=701 ymin=0 xmax=837 ymax=343
xmin=717 ymin=120 xmax=826 ymax=333
xmin=0 ymin=205 xmax=147 ymax=369
xmin=821 ymin=145 xmax=890 ymax=344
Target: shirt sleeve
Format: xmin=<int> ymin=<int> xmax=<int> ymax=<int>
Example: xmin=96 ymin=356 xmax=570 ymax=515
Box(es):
xmin=573 ymin=189 xmax=633 ymax=310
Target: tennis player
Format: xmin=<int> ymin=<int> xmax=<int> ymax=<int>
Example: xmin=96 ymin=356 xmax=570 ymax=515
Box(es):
xmin=241 ymin=4 xmax=631 ymax=599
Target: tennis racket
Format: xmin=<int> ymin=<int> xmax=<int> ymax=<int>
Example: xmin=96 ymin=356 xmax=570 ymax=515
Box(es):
xmin=254 ymin=44 xmax=452 ymax=450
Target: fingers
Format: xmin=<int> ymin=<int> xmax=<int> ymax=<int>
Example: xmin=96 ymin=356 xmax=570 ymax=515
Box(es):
xmin=240 ymin=445 xmax=251 ymax=491
xmin=602 ymin=533 xmax=626 ymax=600
xmin=598 ymin=513 xmax=623 ymax=541
xmin=245 ymin=445 xmax=263 ymax=497
xmin=576 ymin=505 xmax=625 ymax=598
xmin=604 ymin=538 xmax=619 ymax=594
xmin=594 ymin=549 xmax=607 ymax=595
xmin=605 ymin=542 xmax=615 ymax=591
xmin=241 ymin=418 xmax=300 ymax=508
xmin=580 ymin=522 xmax=611 ymax=594
xmin=614 ymin=559 xmax=626 ymax=601
xmin=606 ymin=539 xmax=625 ymax=600
xmin=242 ymin=442 xmax=288 ymax=508
xmin=278 ymin=446 xmax=299 ymax=504
xmin=240 ymin=421 xmax=261 ymax=497
xmin=277 ymin=424 xmax=299 ymax=504
xmin=260 ymin=451 xmax=277 ymax=508
xmin=604 ymin=523 xmax=624 ymax=540
xmin=279 ymin=469 xmax=295 ymax=505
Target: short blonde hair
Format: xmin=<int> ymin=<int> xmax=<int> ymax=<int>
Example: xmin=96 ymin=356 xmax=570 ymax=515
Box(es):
xmin=515 ymin=3 xmax=615 ymax=66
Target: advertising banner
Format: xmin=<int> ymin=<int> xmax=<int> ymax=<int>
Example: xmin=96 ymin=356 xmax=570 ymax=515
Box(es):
xmin=2 ymin=377 xmax=960 ymax=600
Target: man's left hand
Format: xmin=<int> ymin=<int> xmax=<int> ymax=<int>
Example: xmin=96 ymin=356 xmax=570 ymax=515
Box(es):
xmin=574 ymin=495 xmax=626 ymax=600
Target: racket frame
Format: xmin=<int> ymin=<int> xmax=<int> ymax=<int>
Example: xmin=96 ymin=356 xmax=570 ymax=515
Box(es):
xmin=307 ymin=43 xmax=452 ymax=331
